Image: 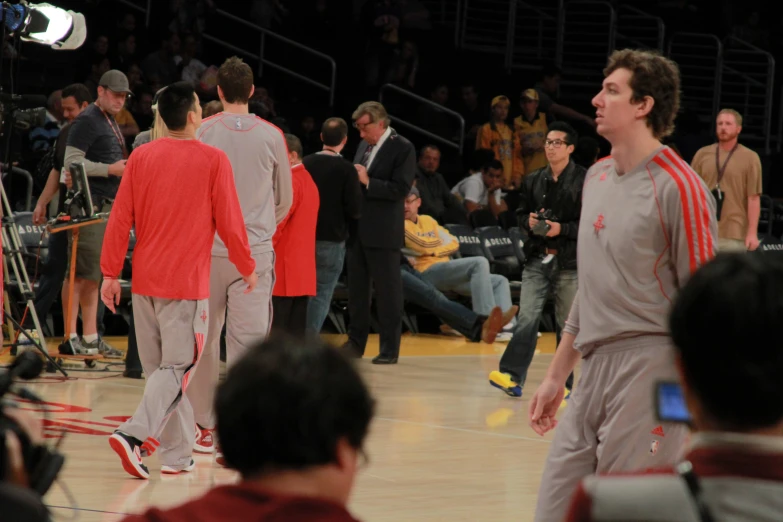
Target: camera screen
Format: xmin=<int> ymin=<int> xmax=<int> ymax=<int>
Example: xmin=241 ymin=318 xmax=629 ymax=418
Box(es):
xmin=656 ymin=381 xmax=691 ymax=423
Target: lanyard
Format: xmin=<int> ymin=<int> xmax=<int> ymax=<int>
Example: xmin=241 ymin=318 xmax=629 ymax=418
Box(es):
xmin=99 ymin=105 xmax=128 ymax=159
xmin=714 ymin=142 xmax=739 ymax=186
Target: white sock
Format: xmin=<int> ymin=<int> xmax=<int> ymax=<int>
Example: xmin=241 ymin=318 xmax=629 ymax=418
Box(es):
xmin=83 ymin=333 xmax=98 ymax=343
xmin=69 ymin=333 xmax=78 ymax=340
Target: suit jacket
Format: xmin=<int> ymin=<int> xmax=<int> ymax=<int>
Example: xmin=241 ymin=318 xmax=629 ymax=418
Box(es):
xmin=352 ymin=129 xmax=416 ymax=249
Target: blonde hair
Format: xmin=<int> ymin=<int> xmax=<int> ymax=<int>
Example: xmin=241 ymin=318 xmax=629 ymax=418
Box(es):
xmin=352 ymin=101 xmax=389 ymax=127
xmin=718 ymin=108 xmax=743 ymax=127
xmin=150 ymin=109 xmax=169 ymax=141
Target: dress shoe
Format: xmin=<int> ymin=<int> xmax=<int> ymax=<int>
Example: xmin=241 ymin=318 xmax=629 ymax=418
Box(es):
xmin=123 ymin=368 xmax=143 ymax=379
xmin=339 ymin=341 xmax=363 ymax=359
xmin=371 ymin=354 xmax=398 ymax=365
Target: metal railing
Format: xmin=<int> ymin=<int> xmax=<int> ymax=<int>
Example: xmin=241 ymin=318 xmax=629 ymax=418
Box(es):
xmin=202 ymin=9 xmax=336 ymax=107
xmin=460 ymin=0 xmax=512 ymax=55
xmin=507 ymin=0 xmax=560 ymax=71
xmin=420 ymin=0 xmax=464 ymax=47
xmin=378 ymin=84 xmax=465 ymax=154
xmin=720 ymin=37 xmax=775 ymax=154
xmin=615 ymin=5 xmax=665 ymax=53
xmin=559 ymin=1 xmax=616 ymax=75
xmin=667 ymin=33 xmax=723 ymax=126
xmin=116 ymin=0 xmax=151 ymax=28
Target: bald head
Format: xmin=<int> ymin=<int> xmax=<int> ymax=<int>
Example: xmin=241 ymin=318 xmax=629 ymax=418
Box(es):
xmin=321 ymin=117 xmax=348 ymax=152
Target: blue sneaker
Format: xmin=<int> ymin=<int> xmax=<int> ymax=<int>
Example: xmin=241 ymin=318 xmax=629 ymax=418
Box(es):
xmin=488 ymin=371 xmax=522 ymax=397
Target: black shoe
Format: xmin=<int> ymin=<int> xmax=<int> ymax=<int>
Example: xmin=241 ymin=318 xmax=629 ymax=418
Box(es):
xmin=339 ymin=341 xmax=364 ymax=359
xmin=123 ymin=368 xmax=143 ymax=379
xmin=371 ymin=354 xmax=398 ymax=365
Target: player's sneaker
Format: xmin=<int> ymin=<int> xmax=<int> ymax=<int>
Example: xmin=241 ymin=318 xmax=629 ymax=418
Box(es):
xmin=560 ymin=387 xmax=571 ymax=409
xmin=194 ymin=425 xmax=214 ymax=454
xmin=488 ymin=371 xmax=522 ymax=397
xmin=59 ymin=337 xmax=99 ymax=356
xmin=161 ymin=458 xmax=196 ymax=475
xmin=109 ymin=431 xmax=149 ymax=479
xmin=501 ymin=306 xmax=519 ymax=327
xmin=84 ymin=338 xmax=123 ymax=359
xmin=215 ymin=447 xmax=226 ymax=467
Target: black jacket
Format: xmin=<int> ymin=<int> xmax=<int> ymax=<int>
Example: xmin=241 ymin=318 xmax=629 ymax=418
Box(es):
xmin=352 ymin=129 xmax=416 ymax=249
xmin=517 ymin=159 xmax=586 ymax=270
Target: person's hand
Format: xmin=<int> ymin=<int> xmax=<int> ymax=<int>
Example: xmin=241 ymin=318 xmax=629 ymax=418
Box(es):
xmin=100 ymin=279 xmax=121 ymax=313
xmin=32 ymin=204 xmax=47 ymax=226
xmin=529 ymin=212 xmax=539 ymax=230
xmin=545 ymin=221 xmax=561 ymax=237
xmin=529 ymin=377 xmax=565 ymax=436
xmin=746 ymin=234 xmax=760 ymax=251
xmin=354 ymin=164 xmax=370 ymax=187
xmin=243 ymin=272 xmax=259 ymax=294
xmin=1 ymin=407 xmax=44 ymax=487
xmin=108 ymin=160 xmax=127 ymax=177
xmin=64 ymin=170 xmax=73 ymax=189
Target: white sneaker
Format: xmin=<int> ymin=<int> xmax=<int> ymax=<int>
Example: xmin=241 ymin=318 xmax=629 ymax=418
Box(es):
xmin=495 ymin=332 xmax=513 ymax=342
xmin=161 ymin=458 xmax=195 ymax=475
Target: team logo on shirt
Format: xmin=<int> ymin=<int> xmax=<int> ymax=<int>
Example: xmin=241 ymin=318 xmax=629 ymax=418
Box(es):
xmin=593 ymin=214 xmax=605 ymax=233
xmin=200 ymin=310 xmax=208 ymax=324
xmin=650 ymin=440 xmax=660 ymax=455
xmin=235 ymin=118 xmax=242 ymax=130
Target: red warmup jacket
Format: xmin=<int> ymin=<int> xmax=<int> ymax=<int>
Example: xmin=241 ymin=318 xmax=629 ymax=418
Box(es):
xmin=272 ymin=163 xmax=319 ymax=297
xmin=119 ymin=483 xmax=361 ymax=522
xmin=101 ymin=138 xmax=255 ymax=300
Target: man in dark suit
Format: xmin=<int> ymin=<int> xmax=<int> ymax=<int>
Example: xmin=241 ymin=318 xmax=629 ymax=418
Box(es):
xmin=344 ymin=101 xmax=416 ymax=364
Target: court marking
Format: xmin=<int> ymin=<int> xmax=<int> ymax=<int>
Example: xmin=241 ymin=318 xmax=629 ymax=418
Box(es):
xmin=47 ymin=505 xmax=130 ymax=516
xmin=373 ymin=416 xmax=552 ymax=444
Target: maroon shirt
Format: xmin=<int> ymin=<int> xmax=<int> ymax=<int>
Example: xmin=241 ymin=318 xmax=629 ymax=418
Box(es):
xmin=120 ymin=483 xmax=360 ymax=522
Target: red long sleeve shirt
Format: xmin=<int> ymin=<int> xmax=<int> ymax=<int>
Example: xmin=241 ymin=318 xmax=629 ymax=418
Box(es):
xmin=101 ymin=138 xmax=255 ymax=300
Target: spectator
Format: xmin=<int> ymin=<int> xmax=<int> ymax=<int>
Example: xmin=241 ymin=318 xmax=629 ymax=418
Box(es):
xmin=121 ymin=335 xmax=373 ymax=522
xmin=126 ymin=63 xmax=145 ymax=93
xmin=297 ymin=115 xmax=321 ymax=157
xmin=457 ymin=82 xmax=484 ymax=146
xmin=84 ymin=54 xmax=111 ymax=100
xmin=414 ymin=144 xmax=467 ymax=224
xmin=385 ymin=39 xmax=418 ymax=89
xmin=534 ymin=65 xmax=596 ymax=130
xmin=451 ymin=158 xmax=507 ymax=219
xmin=302 ymin=117 xmax=362 ymax=334
xmin=476 ymin=96 xmax=518 ymax=188
xmin=565 ymin=253 xmax=783 ymax=522
xmin=177 ymin=34 xmax=208 ymax=90
xmin=271 ymin=135 xmax=320 ymax=336
xmin=141 ymin=32 xmax=181 ymax=87
xmin=512 ymin=88 xmax=548 ymax=176
xmin=202 ymin=100 xmax=223 ymax=118
xmin=131 ymin=87 xmax=155 ymax=133
xmin=416 ymin=82 xmax=454 ymax=141
xmin=113 ymin=32 xmax=138 ymax=71
xmin=403 ymin=186 xmax=517 ymax=336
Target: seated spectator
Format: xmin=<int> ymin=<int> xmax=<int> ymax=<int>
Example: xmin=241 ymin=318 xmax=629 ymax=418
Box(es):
xmin=476 ymin=96 xmax=518 ymax=188
xmin=451 ymin=159 xmax=507 ymax=219
xmin=414 ymin=144 xmax=467 ymax=225
xmin=121 ymin=335 xmax=372 ymax=522
xmin=565 ymin=253 xmax=783 ymax=522
xmin=401 ymin=257 xmax=510 ymax=343
xmin=403 ymin=187 xmax=517 ymax=339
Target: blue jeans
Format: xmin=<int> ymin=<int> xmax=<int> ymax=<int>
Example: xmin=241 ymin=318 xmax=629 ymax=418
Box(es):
xmin=306 ymin=241 xmax=346 ymax=333
xmin=419 ymin=257 xmax=513 ymax=316
xmin=499 ymin=257 xmax=578 ymax=388
xmin=401 ymin=265 xmax=481 ymax=340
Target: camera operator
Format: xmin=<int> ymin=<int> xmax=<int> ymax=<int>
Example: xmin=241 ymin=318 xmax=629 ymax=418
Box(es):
xmin=488 ymin=122 xmax=586 ymax=398
xmin=1 ymin=407 xmax=51 ymax=522
xmin=61 ymin=70 xmax=131 ymax=358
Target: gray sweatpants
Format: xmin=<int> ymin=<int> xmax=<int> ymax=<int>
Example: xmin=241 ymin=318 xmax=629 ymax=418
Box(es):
xmin=186 ymin=251 xmax=274 ymax=429
xmin=534 ymin=336 xmax=688 ymax=522
xmin=119 ymin=295 xmax=208 ymax=470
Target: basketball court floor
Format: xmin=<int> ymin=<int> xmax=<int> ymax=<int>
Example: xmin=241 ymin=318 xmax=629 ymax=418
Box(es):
xmin=4 ymin=333 xmax=571 ymax=522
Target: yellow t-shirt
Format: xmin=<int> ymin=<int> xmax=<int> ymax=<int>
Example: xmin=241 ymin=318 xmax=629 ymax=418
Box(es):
xmin=476 ymin=122 xmax=516 ymax=185
xmin=404 ymin=215 xmax=459 ymax=273
xmin=691 ymin=143 xmax=762 ymax=241
xmin=513 ymin=113 xmax=548 ymax=175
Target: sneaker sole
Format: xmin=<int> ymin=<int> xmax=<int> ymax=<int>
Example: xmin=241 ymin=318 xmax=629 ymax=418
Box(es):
xmin=109 ymin=435 xmax=149 ymax=479
xmin=193 ymin=444 xmax=214 ymax=454
xmin=489 ymin=380 xmax=522 ymax=397
xmin=161 ymin=460 xmax=195 ymax=474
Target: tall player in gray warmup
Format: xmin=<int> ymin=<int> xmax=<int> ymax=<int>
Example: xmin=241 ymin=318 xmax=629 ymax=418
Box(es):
xmin=529 ymin=49 xmax=717 ymax=522
xmin=186 ymin=57 xmax=293 ymax=459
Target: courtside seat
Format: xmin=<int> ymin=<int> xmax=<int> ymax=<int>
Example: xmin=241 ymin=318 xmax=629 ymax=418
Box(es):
xmin=476 ymin=226 xmax=520 ymax=281
xmin=444 ymin=224 xmax=484 ymax=259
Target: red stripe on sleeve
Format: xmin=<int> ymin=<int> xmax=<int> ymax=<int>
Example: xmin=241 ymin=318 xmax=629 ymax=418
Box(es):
xmin=661 ymin=149 xmax=707 ymax=266
xmin=652 ymin=156 xmax=698 ymax=273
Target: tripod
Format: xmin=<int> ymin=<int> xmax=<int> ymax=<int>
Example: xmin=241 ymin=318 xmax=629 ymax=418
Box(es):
xmin=1 ymin=177 xmax=66 ymax=376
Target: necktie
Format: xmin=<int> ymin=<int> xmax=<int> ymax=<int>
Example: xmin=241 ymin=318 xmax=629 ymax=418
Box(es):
xmin=360 ymin=144 xmax=374 ymax=167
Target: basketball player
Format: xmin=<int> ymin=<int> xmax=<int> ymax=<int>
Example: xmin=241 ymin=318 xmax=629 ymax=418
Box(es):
xmin=185 ymin=57 xmax=292 ymax=457
xmin=101 ymin=82 xmax=257 ymax=478
xmin=528 ymin=49 xmax=717 ymax=522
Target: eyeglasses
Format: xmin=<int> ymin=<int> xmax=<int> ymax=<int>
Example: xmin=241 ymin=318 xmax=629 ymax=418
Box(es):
xmin=353 ymin=121 xmax=377 ymax=131
xmin=545 ymin=139 xmax=570 ymax=148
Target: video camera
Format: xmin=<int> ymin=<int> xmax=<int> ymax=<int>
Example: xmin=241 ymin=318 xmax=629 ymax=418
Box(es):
xmin=531 ymin=209 xmax=555 ymax=236
xmin=0 ymin=352 xmax=65 ymax=495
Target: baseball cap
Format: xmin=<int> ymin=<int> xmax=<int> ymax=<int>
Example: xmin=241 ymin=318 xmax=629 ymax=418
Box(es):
xmin=408 ymin=186 xmax=420 ymax=198
xmin=491 ymin=95 xmax=510 ymax=108
xmin=521 ymin=88 xmax=539 ymax=101
xmin=99 ymin=70 xmax=132 ymax=94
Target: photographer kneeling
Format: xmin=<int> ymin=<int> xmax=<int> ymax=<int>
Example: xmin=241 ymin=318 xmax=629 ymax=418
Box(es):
xmin=489 ymin=122 xmax=586 ymax=398
xmin=1 ymin=407 xmax=52 ymax=522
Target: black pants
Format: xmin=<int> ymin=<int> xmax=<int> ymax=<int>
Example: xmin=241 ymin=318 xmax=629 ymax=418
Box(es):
xmin=272 ymin=295 xmax=309 ymax=336
xmin=346 ymin=243 xmax=402 ymax=358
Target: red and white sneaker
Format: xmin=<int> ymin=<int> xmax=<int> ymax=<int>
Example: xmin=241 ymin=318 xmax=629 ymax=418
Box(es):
xmin=109 ymin=431 xmax=150 ymax=479
xmin=194 ymin=425 xmax=214 ymax=454
xmin=161 ymin=458 xmax=196 ymax=475
xmin=215 ymin=446 xmax=226 ymax=467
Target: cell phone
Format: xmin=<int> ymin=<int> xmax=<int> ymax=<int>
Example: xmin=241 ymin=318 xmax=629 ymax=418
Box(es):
xmin=655 ymin=381 xmax=692 ymax=424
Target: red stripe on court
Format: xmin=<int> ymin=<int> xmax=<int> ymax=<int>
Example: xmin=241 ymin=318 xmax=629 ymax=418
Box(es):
xmin=652 ymin=156 xmax=698 ymax=274
xmin=664 ymin=148 xmax=715 ymax=260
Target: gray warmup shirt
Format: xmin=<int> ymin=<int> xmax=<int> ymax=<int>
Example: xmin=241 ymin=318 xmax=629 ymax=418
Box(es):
xmin=564 ymin=146 xmax=717 ymax=353
xmin=197 ymin=112 xmax=293 ymax=257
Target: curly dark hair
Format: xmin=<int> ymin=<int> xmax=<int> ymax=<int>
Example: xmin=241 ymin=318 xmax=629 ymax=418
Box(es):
xmin=604 ymin=49 xmax=681 ymax=139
